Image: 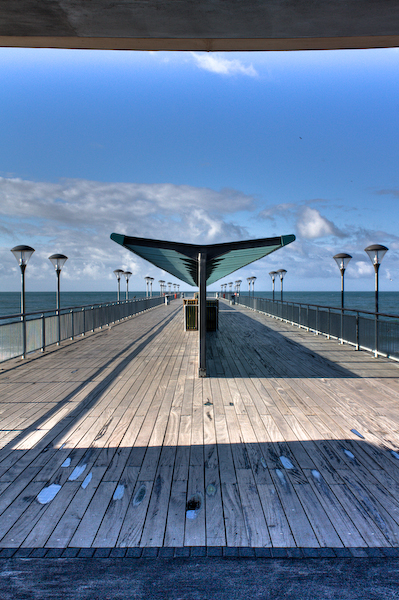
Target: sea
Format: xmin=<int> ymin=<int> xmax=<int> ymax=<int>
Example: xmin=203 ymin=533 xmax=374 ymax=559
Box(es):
xmin=0 ymin=291 xmax=398 ymax=318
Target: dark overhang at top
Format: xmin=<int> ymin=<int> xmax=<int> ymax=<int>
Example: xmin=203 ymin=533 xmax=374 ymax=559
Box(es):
xmin=110 ymin=233 xmax=295 ymax=287
xmin=1 ymin=0 xmax=399 ymax=51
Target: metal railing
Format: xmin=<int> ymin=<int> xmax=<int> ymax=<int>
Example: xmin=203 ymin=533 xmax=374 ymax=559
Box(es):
xmin=0 ymin=296 xmax=165 ymax=362
xmin=235 ymin=295 xmax=399 ymax=361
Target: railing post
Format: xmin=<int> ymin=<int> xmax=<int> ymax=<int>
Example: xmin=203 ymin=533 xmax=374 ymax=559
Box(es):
xmin=82 ymin=307 xmax=86 ymax=336
xmin=41 ymin=313 xmax=45 ymax=352
xmin=375 ymin=312 xmax=378 ymax=358
xmin=22 ymin=311 xmax=26 ymax=359
xmin=306 ymin=305 xmax=309 ymax=331
xmin=356 ymin=311 xmax=359 ymax=350
xmin=316 ymin=305 xmax=319 ymax=335
xmin=327 ymin=308 xmax=331 ymax=339
xmin=70 ymin=309 xmax=74 ymax=340
xmin=340 ymin=308 xmax=344 ymax=344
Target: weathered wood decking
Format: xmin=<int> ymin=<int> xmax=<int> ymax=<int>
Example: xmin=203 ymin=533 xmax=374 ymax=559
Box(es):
xmin=1 ymin=299 xmax=399 ymax=549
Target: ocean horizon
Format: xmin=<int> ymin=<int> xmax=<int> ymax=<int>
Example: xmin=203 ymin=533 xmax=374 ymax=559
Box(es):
xmin=0 ymin=290 xmax=398 ymax=318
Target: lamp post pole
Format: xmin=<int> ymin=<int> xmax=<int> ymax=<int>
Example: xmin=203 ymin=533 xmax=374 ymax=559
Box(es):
xmin=365 ymin=244 xmax=388 ymax=357
xmin=113 ymin=269 xmax=124 ymax=303
xmin=333 ymin=253 xmax=352 ymax=344
xmin=277 ymin=269 xmax=287 ymax=302
xmin=269 ymin=271 xmax=277 ymax=302
xmin=49 ymin=254 xmax=68 ymax=345
xmin=251 ymin=276 xmax=256 ymax=297
xmin=144 ymin=276 xmax=151 ymax=298
xmin=11 ymin=245 xmax=35 ymax=359
xmin=124 ymin=271 xmax=132 ymax=301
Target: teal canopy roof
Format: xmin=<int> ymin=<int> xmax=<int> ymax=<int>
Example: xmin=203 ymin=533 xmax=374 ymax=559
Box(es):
xmin=110 ymin=233 xmax=295 ymax=287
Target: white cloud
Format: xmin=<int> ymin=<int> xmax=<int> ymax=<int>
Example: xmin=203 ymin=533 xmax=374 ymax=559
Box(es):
xmin=0 ymin=177 xmax=255 ymax=289
xmin=0 ymin=177 xmax=255 ymax=239
xmin=350 ymin=261 xmax=374 ymax=278
xmin=296 ymin=207 xmax=344 ymax=240
xmin=191 ymin=53 xmax=258 ymax=77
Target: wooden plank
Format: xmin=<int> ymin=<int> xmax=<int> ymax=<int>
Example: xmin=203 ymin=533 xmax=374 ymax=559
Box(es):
xmin=236 ymin=468 xmax=271 ymax=547
xmin=140 ymin=448 xmax=176 ymax=547
xmin=203 ymin=395 xmax=225 ymax=546
xmin=257 ymin=483 xmax=295 ymax=547
xmin=45 ymin=467 xmax=107 ymax=547
xmin=92 ymin=467 xmax=139 ymax=547
xmin=117 ymin=480 xmax=154 ymax=547
xmin=164 ymin=479 xmax=187 ymax=547
xmin=21 ymin=482 xmax=81 ymax=548
xmin=184 ymin=464 xmax=205 ymax=546
xmin=269 ymin=469 xmax=319 ymax=547
xmin=69 ymin=481 xmax=117 ymax=547
xmin=221 ymin=482 xmax=249 ymax=546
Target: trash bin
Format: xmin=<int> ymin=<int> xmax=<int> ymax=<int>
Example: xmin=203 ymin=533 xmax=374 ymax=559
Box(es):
xmin=183 ymin=298 xmax=218 ymax=331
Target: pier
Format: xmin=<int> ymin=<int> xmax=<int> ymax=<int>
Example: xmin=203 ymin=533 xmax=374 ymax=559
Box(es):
xmin=1 ymin=299 xmax=399 ymax=553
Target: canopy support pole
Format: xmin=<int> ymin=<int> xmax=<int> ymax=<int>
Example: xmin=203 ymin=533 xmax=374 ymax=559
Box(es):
xmin=198 ymin=251 xmax=207 ymax=377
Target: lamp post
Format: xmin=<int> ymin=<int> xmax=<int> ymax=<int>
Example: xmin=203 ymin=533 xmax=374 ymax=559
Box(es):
xmin=144 ymin=276 xmax=152 ymax=298
xmin=124 ymin=271 xmax=132 ymax=300
xmin=247 ymin=277 xmax=251 ymax=296
xmin=277 ymin=269 xmax=287 ymax=302
xmin=236 ymin=279 xmax=242 ymax=296
xmin=11 ymin=245 xmax=35 ymax=359
xmin=269 ymin=271 xmax=277 ymax=301
xmin=333 ymin=253 xmax=352 ymax=310
xmin=251 ymin=276 xmax=257 ymax=297
xmin=150 ymin=277 xmax=154 ymax=298
xmin=159 ymin=280 xmax=165 ymax=296
xmin=364 ymin=244 xmax=389 ymax=357
xmin=228 ymin=282 xmax=233 ymax=295
xmin=333 ymin=253 xmax=352 ymax=344
xmin=49 ymin=254 xmax=68 ymax=345
xmin=168 ymin=282 xmax=172 ymax=294
xmin=364 ymin=244 xmax=388 ymax=315
xmin=113 ymin=269 xmax=124 ymax=303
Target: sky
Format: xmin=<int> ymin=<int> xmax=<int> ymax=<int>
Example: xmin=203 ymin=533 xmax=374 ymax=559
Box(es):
xmin=0 ymin=47 xmax=399 ymax=293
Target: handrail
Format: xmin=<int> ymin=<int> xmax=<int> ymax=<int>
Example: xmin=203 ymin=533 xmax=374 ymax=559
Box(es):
xmin=0 ymin=295 xmax=166 ymax=362
xmin=235 ymin=295 xmax=399 ymax=361
xmin=0 ymin=297 xmax=157 ymax=322
xmin=236 ymin=296 xmax=399 ymax=320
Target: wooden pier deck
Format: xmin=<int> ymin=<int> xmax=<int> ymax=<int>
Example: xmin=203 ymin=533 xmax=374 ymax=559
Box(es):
xmin=1 ymin=299 xmax=399 ymax=550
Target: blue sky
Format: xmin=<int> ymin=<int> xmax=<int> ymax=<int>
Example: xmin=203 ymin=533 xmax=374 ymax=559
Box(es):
xmin=0 ymin=47 xmax=398 ymax=292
